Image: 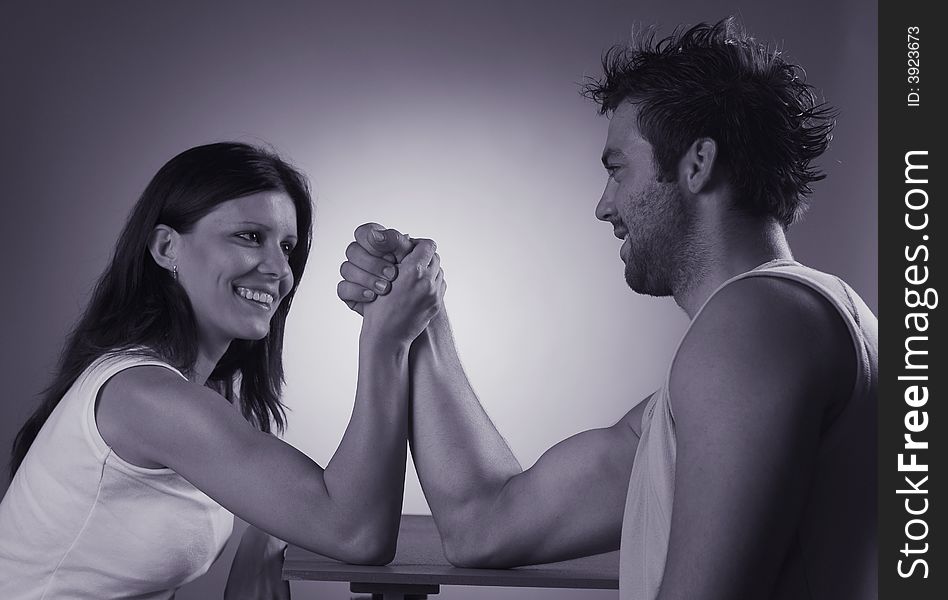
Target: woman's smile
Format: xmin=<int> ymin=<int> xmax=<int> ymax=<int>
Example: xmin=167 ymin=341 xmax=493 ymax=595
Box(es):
xmin=234 ymin=285 xmax=277 ymax=310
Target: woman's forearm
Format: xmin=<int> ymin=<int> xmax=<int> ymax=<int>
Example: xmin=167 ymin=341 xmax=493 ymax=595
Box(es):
xmin=320 ymin=328 xmax=410 ymax=564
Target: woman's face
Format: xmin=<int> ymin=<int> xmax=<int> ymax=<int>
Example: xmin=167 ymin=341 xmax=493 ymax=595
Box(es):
xmin=174 ymin=191 xmax=298 ymax=355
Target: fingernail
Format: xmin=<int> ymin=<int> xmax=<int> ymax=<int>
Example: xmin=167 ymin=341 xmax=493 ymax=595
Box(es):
xmin=382 ymin=266 xmax=396 ymax=279
xmin=372 ymin=231 xmax=385 ymax=242
xmin=363 ymin=290 xmax=375 ymax=299
xmin=374 ymin=280 xmax=388 ymax=292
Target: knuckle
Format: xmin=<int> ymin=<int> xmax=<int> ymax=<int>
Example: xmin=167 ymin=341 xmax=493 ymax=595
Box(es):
xmin=356 ymin=222 xmax=381 ymax=236
xmin=381 ymin=263 xmax=397 ymax=281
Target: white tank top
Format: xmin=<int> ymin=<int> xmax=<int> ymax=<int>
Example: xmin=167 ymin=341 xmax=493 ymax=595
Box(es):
xmin=620 ymin=260 xmax=877 ymax=599
xmin=0 ymin=352 xmax=234 ymax=599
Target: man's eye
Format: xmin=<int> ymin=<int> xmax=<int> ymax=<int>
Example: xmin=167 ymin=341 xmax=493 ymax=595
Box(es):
xmin=237 ymin=232 xmax=260 ymax=243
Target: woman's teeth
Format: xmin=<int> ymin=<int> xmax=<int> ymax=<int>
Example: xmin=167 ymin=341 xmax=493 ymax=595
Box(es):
xmin=235 ymin=287 xmax=274 ymax=306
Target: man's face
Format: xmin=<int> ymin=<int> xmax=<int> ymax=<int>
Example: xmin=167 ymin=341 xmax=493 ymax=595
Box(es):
xmin=595 ymin=102 xmax=688 ymax=297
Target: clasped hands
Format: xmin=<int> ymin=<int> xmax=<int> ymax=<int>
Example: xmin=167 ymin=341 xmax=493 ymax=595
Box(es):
xmin=337 ymin=223 xmax=445 ymax=343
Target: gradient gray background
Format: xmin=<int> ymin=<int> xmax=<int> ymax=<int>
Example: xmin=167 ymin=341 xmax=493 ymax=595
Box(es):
xmin=0 ymin=1 xmax=876 ymax=598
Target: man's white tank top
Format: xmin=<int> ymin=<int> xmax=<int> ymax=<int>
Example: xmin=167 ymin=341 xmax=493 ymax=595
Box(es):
xmin=620 ymin=260 xmax=877 ymax=599
xmin=0 ymin=352 xmax=234 ymax=599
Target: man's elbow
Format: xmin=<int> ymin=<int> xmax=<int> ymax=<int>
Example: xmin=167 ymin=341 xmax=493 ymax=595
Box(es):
xmin=443 ymin=536 xmax=490 ymax=568
xmin=442 ymin=526 xmax=520 ymax=569
xmin=438 ymin=486 xmax=527 ymax=568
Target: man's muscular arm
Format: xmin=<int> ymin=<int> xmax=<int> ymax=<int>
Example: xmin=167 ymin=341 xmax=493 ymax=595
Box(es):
xmin=656 ymin=276 xmax=855 ymax=599
xmin=339 ymin=224 xmax=646 ymax=567
xmin=410 ymin=311 xmax=646 ymax=566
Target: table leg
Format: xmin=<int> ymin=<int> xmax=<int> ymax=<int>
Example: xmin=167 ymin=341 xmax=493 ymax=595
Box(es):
xmin=350 ymin=581 xmax=440 ymax=599
xmin=349 ymin=592 xmax=430 ymax=598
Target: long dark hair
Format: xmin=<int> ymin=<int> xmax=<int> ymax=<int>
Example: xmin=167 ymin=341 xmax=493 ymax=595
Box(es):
xmin=10 ymin=142 xmax=314 ymax=478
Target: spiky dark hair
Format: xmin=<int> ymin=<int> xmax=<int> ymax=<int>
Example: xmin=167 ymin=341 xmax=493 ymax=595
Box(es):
xmin=583 ymin=17 xmax=836 ymax=227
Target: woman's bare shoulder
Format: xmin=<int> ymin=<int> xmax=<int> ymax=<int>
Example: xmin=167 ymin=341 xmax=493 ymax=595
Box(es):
xmin=95 ymin=365 xmax=226 ymax=469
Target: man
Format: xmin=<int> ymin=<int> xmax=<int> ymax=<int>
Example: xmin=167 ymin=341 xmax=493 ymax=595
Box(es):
xmin=336 ymin=18 xmax=876 ymax=600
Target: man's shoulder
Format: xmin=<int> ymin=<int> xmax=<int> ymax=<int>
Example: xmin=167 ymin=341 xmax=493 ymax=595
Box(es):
xmin=669 ymin=274 xmax=856 ymax=418
xmin=689 ymin=272 xmax=852 ymax=350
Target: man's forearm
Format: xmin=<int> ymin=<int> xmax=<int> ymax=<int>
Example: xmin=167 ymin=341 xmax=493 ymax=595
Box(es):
xmin=409 ymin=311 xmax=522 ymax=549
xmin=410 ymin=311 xmax=644 ymax=567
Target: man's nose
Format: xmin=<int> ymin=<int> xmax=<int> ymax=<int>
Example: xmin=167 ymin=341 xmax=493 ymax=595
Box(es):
xmin=595 ymin=184 xmax=616 ymax=222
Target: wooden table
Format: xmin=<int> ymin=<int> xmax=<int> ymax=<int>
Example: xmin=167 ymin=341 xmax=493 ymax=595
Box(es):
xmin=284 ymin=514 xmax=619 ymax=599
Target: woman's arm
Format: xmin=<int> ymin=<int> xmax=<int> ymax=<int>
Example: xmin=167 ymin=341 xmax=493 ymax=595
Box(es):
xmin=96 ymin=240 xmax=444 ymax=565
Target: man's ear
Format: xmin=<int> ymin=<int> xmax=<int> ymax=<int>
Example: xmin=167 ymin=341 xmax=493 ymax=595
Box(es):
xmin=678 ymin=137 xmax=718 ymax=194
xmin=147 ymin=225 xmax=179 ymax=274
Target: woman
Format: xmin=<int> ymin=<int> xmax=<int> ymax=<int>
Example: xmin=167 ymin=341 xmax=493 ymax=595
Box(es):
xmin=0 ymin=142 xmax=445 ymax=599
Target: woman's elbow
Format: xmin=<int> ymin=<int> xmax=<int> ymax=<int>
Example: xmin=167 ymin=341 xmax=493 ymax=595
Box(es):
xmin=341 ymin=527 xmax=398 ymax=565
xmin=312 ymin=516 xmax=399 ymax=565
xmin=346 ymin=542 xmax=397 ymax=566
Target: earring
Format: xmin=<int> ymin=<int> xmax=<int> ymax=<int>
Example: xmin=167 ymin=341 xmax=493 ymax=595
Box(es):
xmin=172 ymin=265 xmax=178 ymax=281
